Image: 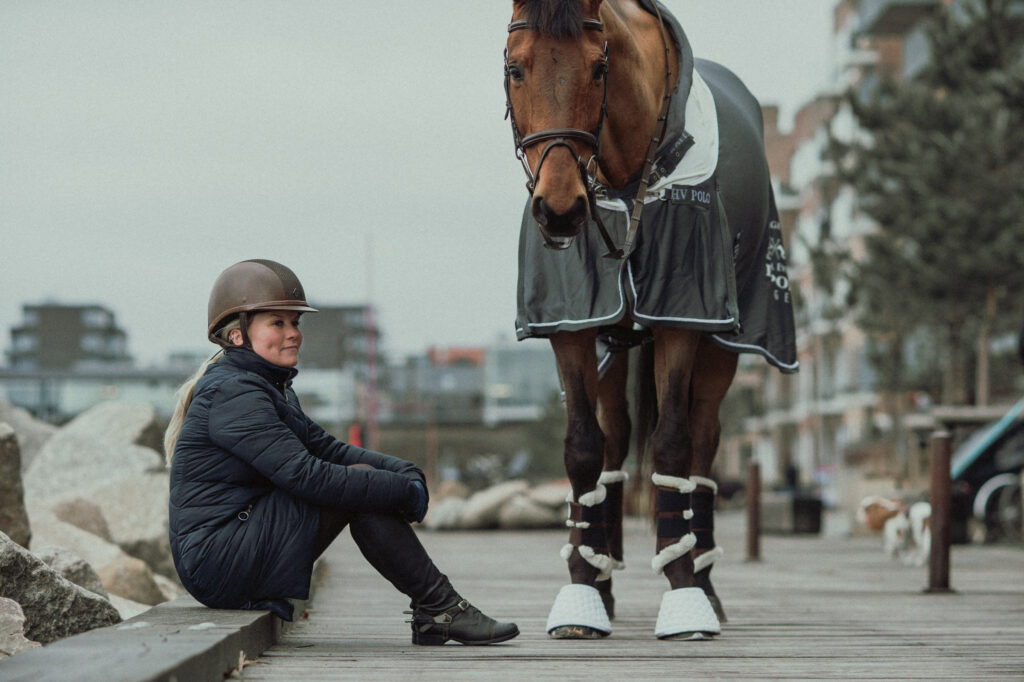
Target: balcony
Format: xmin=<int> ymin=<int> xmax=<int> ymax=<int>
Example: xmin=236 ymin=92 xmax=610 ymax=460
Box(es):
xmin=858 ymin=0 xmax=939 ymax=36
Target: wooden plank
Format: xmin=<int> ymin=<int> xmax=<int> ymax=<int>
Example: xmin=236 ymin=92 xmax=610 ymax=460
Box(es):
xmin=242 ymin=511 xmax=1024 ymax=681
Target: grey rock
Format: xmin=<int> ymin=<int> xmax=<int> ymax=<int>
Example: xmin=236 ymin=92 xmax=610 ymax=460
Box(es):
xmin=81 ymin=472 xmax=174 ymax=579
xmin=152 ymin=572 xmax=185 ymax=603
xmin=423 ymin=497 xmax=467 ymax=530
xmin=0 ymin=597 xmax=41 ymax=659
xmin=498 ymin=494 xmax=563 ymax=529
xmin=106 ymin=592 xmax=152 ymax=620
xmin=23 ymin=433 xmax=164 ymax=502
xmin=0 ymin=424 xmax=32 ymax=547
xmin=27 ymin=505 xmax=128 ymax=574
xmin=0 ymin=530 xmax=120 ymax=644
xmin=460 ymin=480 xmax=529 ymax=530
xmin=51 ymin=497 xmax=113 ymax=543
xmin=97 ymin=555 xmax=166 ymax=606
xmin=26 ymin=508 xmax=168 ymax=606
xmin=0 ymin=400 xmax=56 ymax=472
xmin=527 ymin=480 xmax=573 ymax=508
xmin=33 ymin=545 xmax=108 ymax=599
xmin=58 ymin=401 xmax=164 ymax=453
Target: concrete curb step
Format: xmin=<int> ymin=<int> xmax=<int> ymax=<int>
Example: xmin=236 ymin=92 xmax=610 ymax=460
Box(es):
xmin=0 ymin=561 xmax=322 ymax=682
xmin=0 ymin=595 xmax=308 ymax=682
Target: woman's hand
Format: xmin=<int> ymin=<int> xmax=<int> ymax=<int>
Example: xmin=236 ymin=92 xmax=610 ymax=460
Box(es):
xmin=405 ymin=480 xmax=428 ymax=523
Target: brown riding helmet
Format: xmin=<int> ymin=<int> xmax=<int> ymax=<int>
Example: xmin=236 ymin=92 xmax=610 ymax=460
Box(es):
xmin=207 ymin=259 xmax=319 ymax=344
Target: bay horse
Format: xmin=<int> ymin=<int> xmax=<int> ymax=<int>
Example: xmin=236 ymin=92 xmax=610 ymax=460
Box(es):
xmin=504 ymin=0 xmax=798 ymax=639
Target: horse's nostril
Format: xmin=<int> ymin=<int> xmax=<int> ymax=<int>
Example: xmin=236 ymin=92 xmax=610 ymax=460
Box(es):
xmin=533 ymin=194 xmax=589 ymax=238
xmin=531 ymin=196 xmax=550 ymax=228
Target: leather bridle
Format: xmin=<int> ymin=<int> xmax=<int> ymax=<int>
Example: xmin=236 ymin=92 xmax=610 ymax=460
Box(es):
xmin=504 ymin=7 xmax=674 ymax=260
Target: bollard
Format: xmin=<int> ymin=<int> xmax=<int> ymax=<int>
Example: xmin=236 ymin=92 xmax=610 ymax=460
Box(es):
xmin=926 ymin=431 xmax=954 ymax=593
xmin=746 ymin=459 xmax=761 ymax=562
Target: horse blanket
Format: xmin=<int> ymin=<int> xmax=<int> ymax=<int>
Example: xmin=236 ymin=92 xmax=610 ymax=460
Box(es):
xmin=514 ymin=0 xmax=798 ymax=373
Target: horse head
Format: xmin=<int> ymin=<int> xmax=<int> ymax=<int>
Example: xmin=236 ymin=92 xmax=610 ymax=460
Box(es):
xmin=505 ymin=0 xmax=609 ymax=248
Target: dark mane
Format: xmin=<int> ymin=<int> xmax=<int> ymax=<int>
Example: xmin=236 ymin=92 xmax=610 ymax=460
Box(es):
xmin=517 ymin=0 xmax=586 ymax=39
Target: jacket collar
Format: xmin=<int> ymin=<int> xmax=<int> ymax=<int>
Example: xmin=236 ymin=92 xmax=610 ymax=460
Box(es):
xmin=222 ymin=347 xmax=298 ymax=388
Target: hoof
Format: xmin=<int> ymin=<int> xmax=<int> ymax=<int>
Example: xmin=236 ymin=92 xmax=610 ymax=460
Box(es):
xmin=546 ymin=584 xmax=612 ymax=638
xmin=596 ymin=578 xmax=615 ymax=620
xmin=654 ymin=587 xmax=720 ymax=640
xmin=707 ymin=594 xmax=727 ymax=623
xmin=549 ymin=624 xmax=609 ymax=639
xmin=704 ymin=589 xmax=729 ymax=622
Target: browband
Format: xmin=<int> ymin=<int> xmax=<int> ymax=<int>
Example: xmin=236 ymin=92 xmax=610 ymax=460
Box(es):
xmin=508 ymin=18 xmax=604 ymax=33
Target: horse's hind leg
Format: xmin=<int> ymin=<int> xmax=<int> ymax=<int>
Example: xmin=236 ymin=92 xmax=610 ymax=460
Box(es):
xmin=689 ymin=336 xmax=738 ymax=623
xmin=546 ymin=330 xmax=613 ymax=639
xmin=594 ymin=343 xmax=631 ymax=619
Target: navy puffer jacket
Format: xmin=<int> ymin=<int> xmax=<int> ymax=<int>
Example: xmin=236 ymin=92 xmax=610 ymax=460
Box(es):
xmin=169 ymin=347 xmax=423 ymax=618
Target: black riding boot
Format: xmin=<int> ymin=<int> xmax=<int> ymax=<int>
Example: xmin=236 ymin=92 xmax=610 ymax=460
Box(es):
xmin=348 ymin=512 xmax=519 ymax=645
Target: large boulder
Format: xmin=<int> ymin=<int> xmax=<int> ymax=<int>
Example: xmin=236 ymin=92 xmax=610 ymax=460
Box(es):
xmin=423 ymin=497 xmax=467 ymax=531
xmin=79 ymin=472 xmax=174 ymax=579
xmin=0 ymin=424 xmax=32 ymax=548
xmin=51 ymin=497 xmax=113 ymax=543
xmin=57 ymin=401 xmax=164 ymax=453
xmin=498 ymin=494 xmax=563 ymax=529
xmin=23 ymin=435 xmax=164 ymax=502
xmin=0 ymin=530 xmax=120 ymax=644
xmin=33 ymin=545 xmax=108 ymax=599
xmin=0 ymin=400 xmax=56 ymax=473
xmin=27 ymin=506 xmax=127 ymax=572
xmin=27 ymin=506 xmax=169 ymax=606
xmin=0 ymin=597 xmax=40 ymax=659
xmin=527 ymin=479 xmax=573 ymax=509
xmin=97 ymin=556 xmax=167 ymax=606
xmin=460 ymin=480 xmax=529 ymax=529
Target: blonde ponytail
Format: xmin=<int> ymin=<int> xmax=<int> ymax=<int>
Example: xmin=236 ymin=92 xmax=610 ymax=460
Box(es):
xmin=164 ymin=319 xmax=240 ymax=465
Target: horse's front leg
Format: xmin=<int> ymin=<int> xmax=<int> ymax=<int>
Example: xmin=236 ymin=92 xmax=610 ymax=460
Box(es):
xmin=545 ymin=329 xmax=612 ymax=639
xmin=688 ymin=336 xmax=738 ymax=623
xmin=594 ymin=336 xmax=631 ymax=619
xmin=649 ymin=328 xmax=720 ymax=640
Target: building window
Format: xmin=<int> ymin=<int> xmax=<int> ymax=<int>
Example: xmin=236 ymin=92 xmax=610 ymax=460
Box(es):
xmin=81 ymin=333 xmax=103 ymax=352
xmin=12 ymin=334 xmax=38 ymax=351
xmin=82 ymin=308 xmax=111 ymax=328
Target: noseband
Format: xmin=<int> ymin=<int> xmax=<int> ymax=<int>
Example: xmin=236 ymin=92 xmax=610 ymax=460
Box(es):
xmin=504 ymin=8 xmax=674 ymax=260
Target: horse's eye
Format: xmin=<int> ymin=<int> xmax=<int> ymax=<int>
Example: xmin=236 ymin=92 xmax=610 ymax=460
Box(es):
xmin=592 ymin=61 xmax=608 ymax=80
xmin=507 ymin=64 xmax=524 ymax=82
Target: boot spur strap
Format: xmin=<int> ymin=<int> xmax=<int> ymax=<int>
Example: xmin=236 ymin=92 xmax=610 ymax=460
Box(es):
xmin=432 ymin=599 xmax=470 ymax=624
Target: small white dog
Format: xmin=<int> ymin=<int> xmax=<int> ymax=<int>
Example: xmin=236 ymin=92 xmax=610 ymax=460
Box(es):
xmin=858 ymin=496 xmax=932 ymax=567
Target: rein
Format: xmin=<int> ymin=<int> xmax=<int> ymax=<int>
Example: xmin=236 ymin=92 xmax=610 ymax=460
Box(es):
xmin=504 ymin=4 xmax=674 ymax=259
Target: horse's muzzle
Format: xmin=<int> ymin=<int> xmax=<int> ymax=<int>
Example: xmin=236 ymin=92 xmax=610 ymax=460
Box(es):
xmin=532 ymin=194 xmax=588 ymax=248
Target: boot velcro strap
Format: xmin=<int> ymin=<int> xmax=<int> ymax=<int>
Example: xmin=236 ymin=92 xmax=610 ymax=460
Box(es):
xmin=656 ymin=488 xmax=692 ymax=539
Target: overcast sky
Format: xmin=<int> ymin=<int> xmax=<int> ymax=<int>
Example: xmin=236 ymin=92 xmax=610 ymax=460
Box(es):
xmin=0 ymin=1 xmax=836 ymax=367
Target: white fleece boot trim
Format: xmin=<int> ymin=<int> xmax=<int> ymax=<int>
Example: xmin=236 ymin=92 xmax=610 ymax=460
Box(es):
xmin=564 ymin=484 xmax=608 ymax=507
xmin=654 ymin=587 xmax=721 ymax=639
xmin=651 ymin=473 xmax=697 ymax=493
xmin=546 ymin=584 xmax=612 ymax=635
xmin=651 ymin=533 xmax=697 ymax=575
xmin=690 ymin=475 xmax=718 ymax=493
xmin=560 ymin=543 xmax=617 ymax=580
xmin=598 ymin=469 xmax=629 ymax=485
xmin=693 ymin=546 xmax=724 ymax=573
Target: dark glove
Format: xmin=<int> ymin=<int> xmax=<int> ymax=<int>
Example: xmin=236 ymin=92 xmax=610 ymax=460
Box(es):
xmin=405 ymin=480 xmax=428 ymax=524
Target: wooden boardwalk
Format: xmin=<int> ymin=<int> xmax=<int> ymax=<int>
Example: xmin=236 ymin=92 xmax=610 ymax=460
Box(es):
xmin=242 ymin=511 xmax=1024 ymax=681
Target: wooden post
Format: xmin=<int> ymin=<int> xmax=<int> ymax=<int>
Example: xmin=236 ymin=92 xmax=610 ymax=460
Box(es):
xmin=926 ymin=431 xmax=954 ymax=593
xmin=746 ymin=459 xmax=761 ymax=562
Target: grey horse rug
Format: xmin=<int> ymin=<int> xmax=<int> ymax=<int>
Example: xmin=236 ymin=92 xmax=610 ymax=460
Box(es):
xmin=514 ymin=0 xmax=798 ymax=373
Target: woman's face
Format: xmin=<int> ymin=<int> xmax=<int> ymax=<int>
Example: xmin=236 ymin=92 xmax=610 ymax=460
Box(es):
xmin=230 ymin=310 xmax=303 ymax=367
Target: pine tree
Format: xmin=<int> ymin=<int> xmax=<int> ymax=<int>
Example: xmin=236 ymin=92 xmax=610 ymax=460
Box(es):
xmin=832 ymin=0 xmax=1024 ymax=405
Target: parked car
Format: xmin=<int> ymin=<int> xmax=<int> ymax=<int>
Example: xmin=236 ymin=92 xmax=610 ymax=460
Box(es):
xmin=951 ymin=397 xmax=1024 ymax=543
